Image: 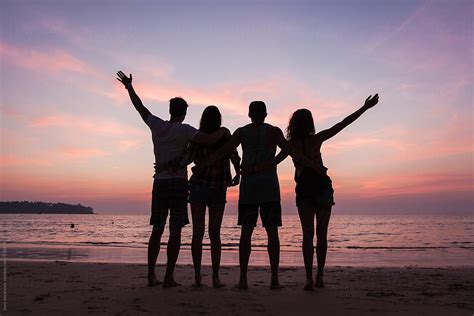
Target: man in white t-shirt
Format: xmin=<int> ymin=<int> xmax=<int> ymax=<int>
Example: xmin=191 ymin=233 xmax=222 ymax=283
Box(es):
xmin=117 ymin=71 xmax=227 ymax=287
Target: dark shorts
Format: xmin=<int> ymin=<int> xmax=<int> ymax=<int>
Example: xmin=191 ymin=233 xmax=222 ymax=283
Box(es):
xmin=295 ymin=173 xmax=335 ymax=208
xmin=297 ymin=198 xmax=333 ymax=214
xmin=150 ymin=178 xmax=189 ymax=228
xmin=188 ymin=182 xmax=227 ymax=207
xmin=296 ymin=187 xmax=335 ymax=208
xmin=238 ymin=201 xmax=282 ymax=227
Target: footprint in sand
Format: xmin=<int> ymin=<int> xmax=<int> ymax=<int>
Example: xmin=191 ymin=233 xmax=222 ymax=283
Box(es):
xmin=19 ymin=308 xmax=33 ymax=313
xmin=33 ymin=293 xmax=51 ymax=301
xmin=8 ymin=272 xmax=23 ymax=276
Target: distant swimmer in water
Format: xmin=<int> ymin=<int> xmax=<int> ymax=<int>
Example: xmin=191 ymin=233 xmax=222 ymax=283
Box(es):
xmin=70 ymin=224 xmax=75 ymax=228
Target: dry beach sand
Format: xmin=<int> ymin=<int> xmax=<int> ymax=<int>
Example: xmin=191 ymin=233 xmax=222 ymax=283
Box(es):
xmin=5 ymin=261 xmax=474 ymax=315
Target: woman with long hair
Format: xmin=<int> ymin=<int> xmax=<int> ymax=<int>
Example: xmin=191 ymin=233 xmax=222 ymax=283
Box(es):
xmin=187 ymin=105 xmax=241 ymax=288
xmin=274 ymin=94 xmax=379 ymax=291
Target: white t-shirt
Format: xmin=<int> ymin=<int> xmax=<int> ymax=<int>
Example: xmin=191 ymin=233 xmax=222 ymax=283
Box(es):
xmin=146 ymin=115 xmax=198 ymax=179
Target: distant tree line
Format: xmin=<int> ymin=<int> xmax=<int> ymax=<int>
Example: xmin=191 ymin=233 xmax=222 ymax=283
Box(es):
xmin=0 ymin=201 xmax=94 ymax=214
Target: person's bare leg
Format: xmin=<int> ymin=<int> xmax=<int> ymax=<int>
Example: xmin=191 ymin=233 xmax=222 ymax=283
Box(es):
xmin=209 ymin=203 xmax=225 ymax=288
xmin=315 ymin=206 xmax=332 ymax=288
xmin=147 ymin=224 xmax=165 ymax=287
xmin=191 ymin=202 xmax=206 ymax=287
xmin=266 ymin=226 xmax=283 ymax=289
xmin=238 ymin=226 xmax=254 ymax=289
xmin=297 ymin=201 xmax=316 ymax=291
xmin=163 ymin=225 xmax=182 ymax=288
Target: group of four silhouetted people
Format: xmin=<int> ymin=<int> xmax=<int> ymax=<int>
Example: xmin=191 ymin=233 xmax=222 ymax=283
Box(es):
xmin=117 ymin=70 xmax=379 ymax=291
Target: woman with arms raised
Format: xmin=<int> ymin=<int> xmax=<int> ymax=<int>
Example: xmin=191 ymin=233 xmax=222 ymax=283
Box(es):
xmin=274 ymin=94 xmax=379 ymax=291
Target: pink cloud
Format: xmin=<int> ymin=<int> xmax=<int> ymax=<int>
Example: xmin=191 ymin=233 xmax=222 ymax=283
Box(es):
xmin=133 ymin=80 xmax=278 ymax=118
xmin=110 ymin=74 xmax=354 ymax=128
xmin=323 ymin=113 xmax=473 ymax=163
xmin=59 ymin=147 xmax=107 ymax=159
xmin=0 ymin=147 xmax=107 ymax=168
xmin=324 ymin=136 xmax=380 ymax=155
xmin=357 ymin=172 xmax=473 ymax=197
xmin=0 ymin=42 xmax=119 ymax=104
xmin=0 ymin=173 xmax=151 ymax=201
xmin=30 ymin=114 xmax=147 ymax=137
xmin=117 ymin=140 xmax=146 ymax=152
xmin=267 ymin=99 xmax=352 ymax=127
xmin=0 ymin=155 xmax=53 ymax=167
xmin=0 ymin=41 xmax=104 ymax=79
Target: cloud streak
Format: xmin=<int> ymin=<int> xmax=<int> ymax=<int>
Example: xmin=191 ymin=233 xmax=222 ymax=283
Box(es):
xmin=30 ymin=114 xmax=147 ymax=137
xmin=0 ymin=41 xmax=104 ymax=78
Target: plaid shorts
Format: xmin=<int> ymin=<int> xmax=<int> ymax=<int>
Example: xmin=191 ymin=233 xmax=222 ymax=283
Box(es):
xmin=150 ymin=178 xmax=189 ymax=228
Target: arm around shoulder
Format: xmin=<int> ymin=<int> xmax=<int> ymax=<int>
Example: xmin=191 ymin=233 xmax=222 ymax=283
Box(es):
xmin=208 ymin=128 xmax=242 ymax=165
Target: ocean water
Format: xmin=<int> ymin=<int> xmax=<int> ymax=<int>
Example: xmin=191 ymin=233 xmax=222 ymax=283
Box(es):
xmin=1 ymin=214 xmax=473 ymax=267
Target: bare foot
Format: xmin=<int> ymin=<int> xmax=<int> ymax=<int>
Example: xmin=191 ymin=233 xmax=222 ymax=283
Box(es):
xmin=237 ymin=278 xmax=248 ymax=290
xmin=192 ymin=275 xmax=203 ymax=288
xmin=212 ymin=277 xmax=225 ymax=288
xmin=303 ymin=279 xmax=313 ymax=291
xmin=147 ymin=274 xmax=162 ymax=287
xmin=315 ymin=275 xmax=325 ymax=288
xmin=270 ymin=278 xmax=284 ymax=290
xmin=163 ymin=277 xmax=181 ymax=288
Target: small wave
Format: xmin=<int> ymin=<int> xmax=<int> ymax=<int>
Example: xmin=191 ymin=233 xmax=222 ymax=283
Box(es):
xmin=349 ymin=232 xmax=400 ymax=236
xmin=83 ymin=241 xmax=126 ymax=245
xmin=5 ymin=240 xmax=147 ymax=249
xmin=345 ymin=246 xmax=449 ymax=250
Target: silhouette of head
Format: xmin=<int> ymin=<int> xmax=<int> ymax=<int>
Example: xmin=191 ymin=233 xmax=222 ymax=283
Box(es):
xmin=169 ymin=97 xmax=188 ymax=121
xmin=199 ymin=105 xmax=222 ymax=133
xmin=248 ymin=101 xmax=267 ymax=123
xmin=286 ymin=109 xmax=315 ymax=140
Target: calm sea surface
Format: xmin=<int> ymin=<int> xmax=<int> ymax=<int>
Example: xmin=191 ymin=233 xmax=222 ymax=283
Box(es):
xmin=1 ymin=214 xmax=473 ymax=267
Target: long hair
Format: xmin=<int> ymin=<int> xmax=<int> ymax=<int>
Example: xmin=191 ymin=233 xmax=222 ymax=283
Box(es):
xmin=199 ymin=105 xmax=222 ymax=133
xmin=286 ymin=109 xmax=315 ymax=140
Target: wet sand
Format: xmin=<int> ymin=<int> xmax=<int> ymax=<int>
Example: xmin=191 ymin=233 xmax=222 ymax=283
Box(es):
xmin=5 ymin=261 xmax=474 ymax=315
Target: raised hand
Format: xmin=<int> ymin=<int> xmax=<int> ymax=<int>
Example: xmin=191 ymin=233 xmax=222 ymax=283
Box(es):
xmin=116 ymin=71 xmax=133 ymax=89
xmin=363 ymin=93 xmax=379 ymax=109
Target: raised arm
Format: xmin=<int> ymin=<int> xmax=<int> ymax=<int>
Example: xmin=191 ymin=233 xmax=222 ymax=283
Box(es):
xmin=318 ymin=94 xmax=379 ymax=142
xmin=116 ymin=71 xmax=152 ymax=123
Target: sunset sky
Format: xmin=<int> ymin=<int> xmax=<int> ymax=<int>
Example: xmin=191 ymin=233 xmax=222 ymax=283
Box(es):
xmin=1 ymin=0 xmax=472 ymax=214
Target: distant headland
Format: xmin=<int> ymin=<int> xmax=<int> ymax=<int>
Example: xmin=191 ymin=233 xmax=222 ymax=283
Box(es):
xmin=0 ymin=201 xmax=94 ymax=214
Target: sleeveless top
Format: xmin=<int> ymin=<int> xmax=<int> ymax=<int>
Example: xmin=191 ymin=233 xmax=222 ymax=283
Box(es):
xmin=238 ymin=123 xmax=280 ymax=204
xmin=294 ymin=138 xmax=333 ymax=198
